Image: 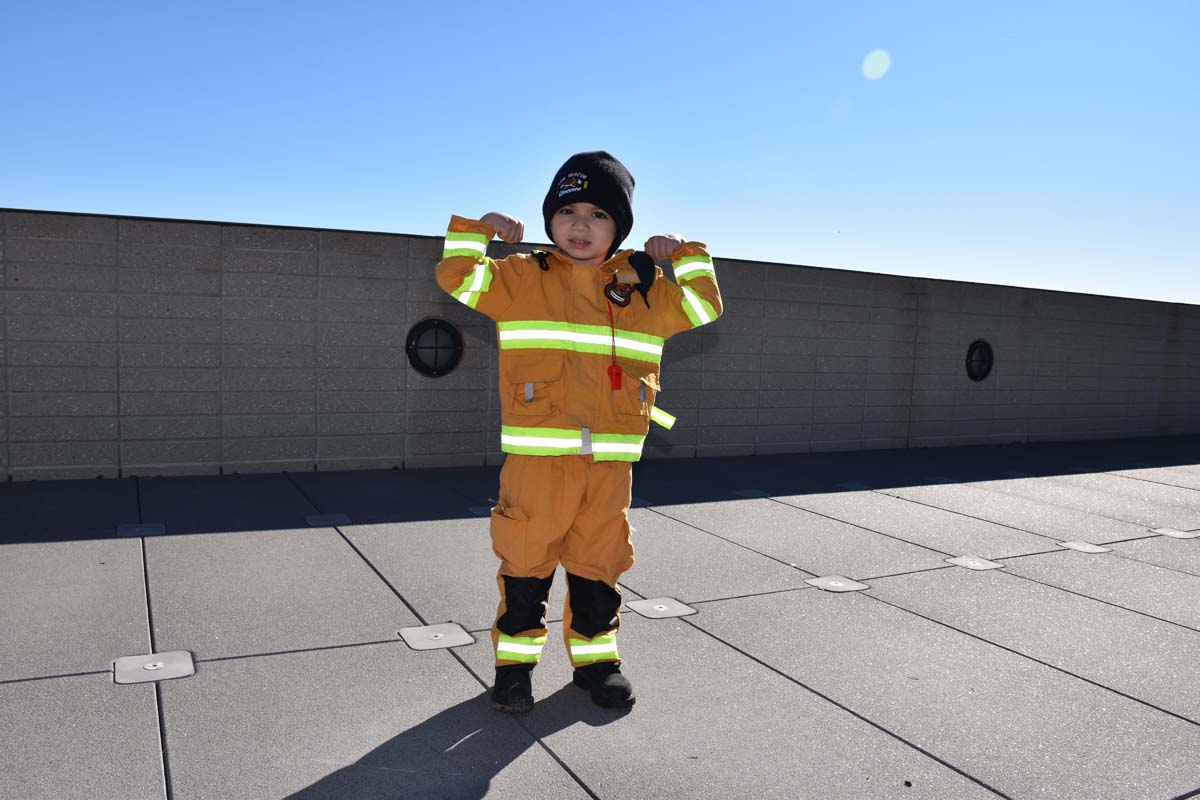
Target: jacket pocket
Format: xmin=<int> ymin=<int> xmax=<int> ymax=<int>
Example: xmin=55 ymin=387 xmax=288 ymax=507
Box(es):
xmin=614 ymin=376 xmax=659 ymax=419
xmin=502 ymin=354 xmax=564 ymax=416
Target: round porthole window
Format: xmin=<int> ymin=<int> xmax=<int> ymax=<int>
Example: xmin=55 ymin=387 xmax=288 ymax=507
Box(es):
xmin=406 ymin=318 xmax=463 ymax=377
xmin=965 ymin=339 xmax=994 ymax=382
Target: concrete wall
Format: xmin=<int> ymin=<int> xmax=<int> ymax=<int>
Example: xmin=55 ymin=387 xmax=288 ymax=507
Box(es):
xmin=1 ymin=208 xmax=1197 ymax=480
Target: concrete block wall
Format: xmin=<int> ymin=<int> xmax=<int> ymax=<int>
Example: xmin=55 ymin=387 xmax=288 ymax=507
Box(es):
xmin=2 ymin=208 xmax=1197 ymax=479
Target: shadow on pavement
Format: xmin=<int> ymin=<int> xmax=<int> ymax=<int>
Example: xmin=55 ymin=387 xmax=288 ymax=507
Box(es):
xmin=286 ymin=686 xmax=625 ymax=800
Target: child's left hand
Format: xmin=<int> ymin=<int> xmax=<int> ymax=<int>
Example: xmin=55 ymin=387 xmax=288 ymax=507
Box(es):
xmin=644 ymin=235 xmax=685 ymax=262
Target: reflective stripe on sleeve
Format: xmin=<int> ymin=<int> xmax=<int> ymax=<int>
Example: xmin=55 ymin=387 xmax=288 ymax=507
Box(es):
xmin=680 ymin=286 xmax=717 ymax=327
xmin=649 ymin=406 xmax=676 ymax=429
xmin=443 ymin=230 xmax=489 ymax=258
xmin=672 ymin=254 xmax=716 ymax=282
xmin=450 ymin=259 xmax=494 ymax=309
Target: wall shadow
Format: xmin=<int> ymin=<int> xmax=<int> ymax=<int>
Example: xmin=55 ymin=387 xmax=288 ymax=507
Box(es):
xmin=1 ymin=435 xmax=1197 ymax=545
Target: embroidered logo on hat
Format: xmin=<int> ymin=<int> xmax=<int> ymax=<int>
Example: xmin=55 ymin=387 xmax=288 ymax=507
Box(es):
xmin=557 ymin=172 xmax=589 ymax=198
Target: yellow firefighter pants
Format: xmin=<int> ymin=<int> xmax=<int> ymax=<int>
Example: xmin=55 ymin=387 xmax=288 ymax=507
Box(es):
xmin=489 ymin=453 xmax=634 ymax=668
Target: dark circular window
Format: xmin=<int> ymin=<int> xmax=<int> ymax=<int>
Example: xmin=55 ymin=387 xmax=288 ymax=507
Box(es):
xmin=965 ymin=339 xmax=994 ymax=382
xmin=406 ymin=318 xmax=463 ymax=377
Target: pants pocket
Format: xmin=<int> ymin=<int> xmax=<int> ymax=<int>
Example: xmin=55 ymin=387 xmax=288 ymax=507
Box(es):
xmin=490 ymin=505 xmax=528 ymax=572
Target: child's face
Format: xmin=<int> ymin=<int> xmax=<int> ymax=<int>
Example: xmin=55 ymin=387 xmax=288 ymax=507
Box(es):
xmin=549 ymin=202 xmax=616 ymax=266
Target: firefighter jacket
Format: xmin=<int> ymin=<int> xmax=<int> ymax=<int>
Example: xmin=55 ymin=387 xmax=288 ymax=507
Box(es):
xmin=435 ymin=215 xmax=723 ymax=462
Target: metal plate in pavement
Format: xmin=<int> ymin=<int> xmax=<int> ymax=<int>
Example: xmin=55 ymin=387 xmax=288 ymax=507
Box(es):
xmin=804 ymin=575 xmax=869 ymax=592
xmin=1058 ymin=541 xmax=1113 ymax=554
xmin=946 ymin=555 xmax=1004 ymax=571
xmin=398 ymin=623 xmax=475 ymax=651
xmin=114 ymin=650 xmax=195 ymax=684
xmin=627 ymin=597 xmax=697 ymax=619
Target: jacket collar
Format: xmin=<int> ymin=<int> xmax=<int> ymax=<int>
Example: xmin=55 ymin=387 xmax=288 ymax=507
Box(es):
xmin=543 ymin=248 xmax=635 ymax=275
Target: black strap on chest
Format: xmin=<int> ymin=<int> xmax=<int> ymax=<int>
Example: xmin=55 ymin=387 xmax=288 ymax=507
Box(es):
xmin=628 ymin=251 xmax=656 ymax=308
xmin=533 ymin=251 xmax=550 ymax=271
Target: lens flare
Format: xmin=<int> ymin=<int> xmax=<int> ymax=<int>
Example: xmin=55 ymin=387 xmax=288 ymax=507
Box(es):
xmin=862 ymin=49 xmax=891 ymax=80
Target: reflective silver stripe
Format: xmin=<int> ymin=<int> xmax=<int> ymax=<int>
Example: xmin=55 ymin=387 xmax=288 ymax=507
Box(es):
xmin=570 ymin=642 xmax=619 ymax=655
xmin=524 ymin=382 xmax=534 ymax=402
xmin=496 ymin=641 xmax=544 ymax=655
xmin=580 ymin=426 xmax=592 ymax=455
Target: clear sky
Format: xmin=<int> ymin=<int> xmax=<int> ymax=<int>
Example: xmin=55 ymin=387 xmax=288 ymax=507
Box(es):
xmin=2 ymin=1 xmax=1197 ymax=304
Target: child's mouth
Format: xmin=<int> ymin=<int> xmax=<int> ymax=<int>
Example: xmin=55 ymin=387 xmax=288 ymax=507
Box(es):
xmin=569 ymin=239 xmax=591 ymax=248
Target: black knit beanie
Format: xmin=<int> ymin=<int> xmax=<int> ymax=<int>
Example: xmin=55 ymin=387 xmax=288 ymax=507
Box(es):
xmin=542 ymin=151 xmax=634 ymax=257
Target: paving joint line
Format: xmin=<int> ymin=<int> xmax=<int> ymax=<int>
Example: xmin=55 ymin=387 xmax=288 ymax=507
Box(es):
xmin=0 ymin=669 xmax=114 ymax=685
xmin=688 ymin=584 xmax=818 ymax=607
xmin=1096 ymin=471 xmax=1200 ymax=494
xmin=195 ymin=638 xmax=405 ymax=665
xmin=767 ymin=496 xmax=957 ymax=557
xmin=154 ymin=682 xmax=175 ymax=800
xmin=138 ymin=525 xmax=174 ymax=800
xmin=863 ymin=593 xmax=1200 ymax=729
xmin=645 ymin=506 xmax=818 ymax=574
xmin=678 ymin=616 xmax=1014 ymax=799
xmin=995 ymin=544 xmax=1200 ymax=588
xmin=873 ymin=490 xmax=1064 ymax=544
xmin=954 ymin=479 xmax=1179 ymax=530
xmin=992 ymin=569 xmax=1200 ymax=635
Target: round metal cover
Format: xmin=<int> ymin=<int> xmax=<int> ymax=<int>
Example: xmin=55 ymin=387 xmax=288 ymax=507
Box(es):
xmin=965 ymin=339 xmax=994 ymax=382
xmin=406 ymin=318 xmax=463 ymax=377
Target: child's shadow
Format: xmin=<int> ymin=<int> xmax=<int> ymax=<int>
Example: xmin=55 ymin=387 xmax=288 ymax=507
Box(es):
xmin=287 ymin=683 xmax=628 ymax=799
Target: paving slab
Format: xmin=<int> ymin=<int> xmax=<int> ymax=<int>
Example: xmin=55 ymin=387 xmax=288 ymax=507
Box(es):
xmin=776 ymin=488 xmax=1057 ymax=559
xmin=0 ymin=477 xmax=138 ymax=543
xmin=867 ymin=568 xmax=1200 ymax=723
xmin=1109 ymin=465 xmax=1200 ymax=491
xmin=690 ymin=590 xmax=1200 ymax=799
xmin=138 ymin=473 xmax=318 ymax=534
xmin=345 ymin=518 xmax=569 ymax=633
xmin=159 ymin=643 xmax=589 ymax=800
xmin=0 ymin=674 xmax=163 ymax=800
xmin=459 ymin=616 xmax=1000 ymax=799
xmin=971 ymin=474 xmax=1200 ymax=531
xmin=1111 ymin=537 xmax=1200 ymax=577
xmin=1003 ymin=549 xmax=1200 ymax=631
xmin=882 ymin=481 xmax=1154 ymax=544
xmin=0 ymin=538 xmax=148 ymax=681
xmin=654 ymin=497 xmax=948 ymax=580
xmin=146 ymin=527 xmax=418 ymax=659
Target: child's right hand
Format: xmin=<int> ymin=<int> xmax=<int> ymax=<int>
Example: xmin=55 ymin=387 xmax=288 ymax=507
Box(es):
xmin=480 ymin=212 xmax=524 ymax=244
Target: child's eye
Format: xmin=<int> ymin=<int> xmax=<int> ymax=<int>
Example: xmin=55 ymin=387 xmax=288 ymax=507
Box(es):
xmin=593 ymin=211 xmax=608 ymax=219
xmin=558 ymin=207 xmax=573 ymax=215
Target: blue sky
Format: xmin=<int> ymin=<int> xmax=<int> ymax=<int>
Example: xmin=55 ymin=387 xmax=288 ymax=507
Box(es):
xmin=2 ymin=1 xmax=1196 ymax=304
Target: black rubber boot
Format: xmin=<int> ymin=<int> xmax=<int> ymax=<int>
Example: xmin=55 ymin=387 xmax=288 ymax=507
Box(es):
xmin=572 ymin=662 xmax=636 ymax=708
xmin=491 ymin=664 xmax=534 ymax=714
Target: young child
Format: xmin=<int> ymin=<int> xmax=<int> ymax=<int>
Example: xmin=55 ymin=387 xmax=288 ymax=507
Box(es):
xmin=435 ymin=151 xmax=722 ymax=713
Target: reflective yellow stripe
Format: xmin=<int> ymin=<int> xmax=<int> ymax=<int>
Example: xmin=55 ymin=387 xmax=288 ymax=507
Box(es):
xmin=569 ymin=634 xmax=619 ymax=664
xmin=649 ymin=406 xmax=676 ymax=429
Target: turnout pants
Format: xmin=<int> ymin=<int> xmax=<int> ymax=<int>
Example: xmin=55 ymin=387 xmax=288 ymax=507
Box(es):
xmin=490 ymin=453 xmax=635 ymax=669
